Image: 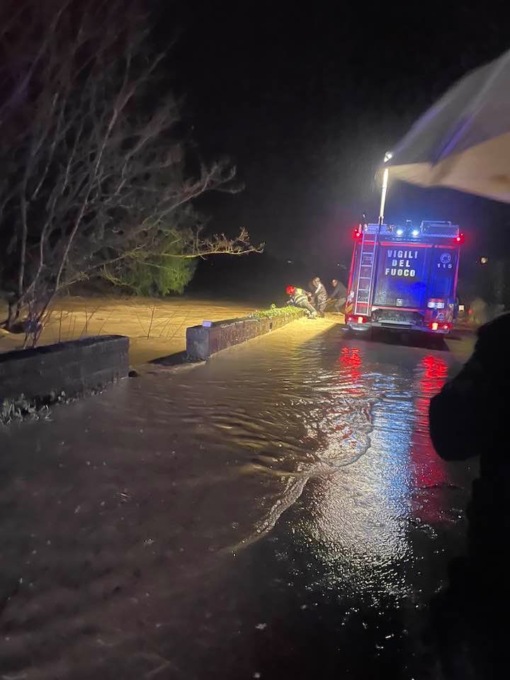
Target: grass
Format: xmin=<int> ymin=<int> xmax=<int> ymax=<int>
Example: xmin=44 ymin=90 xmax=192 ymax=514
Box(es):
xmin=249 ymin=304 xmax=305 ymax=320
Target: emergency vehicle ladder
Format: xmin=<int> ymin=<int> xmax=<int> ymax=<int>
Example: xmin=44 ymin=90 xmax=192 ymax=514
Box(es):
xmin=353 ymin=226 xmax=378 ymax=317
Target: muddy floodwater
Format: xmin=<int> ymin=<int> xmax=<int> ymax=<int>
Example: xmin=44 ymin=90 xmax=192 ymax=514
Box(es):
xmin=0 ymin=322 xmax=475 ymax=679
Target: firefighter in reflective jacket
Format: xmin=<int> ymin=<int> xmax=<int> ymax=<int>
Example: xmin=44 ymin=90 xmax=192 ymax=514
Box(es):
xmin=286 ymin=286 xmax=317 ymax=318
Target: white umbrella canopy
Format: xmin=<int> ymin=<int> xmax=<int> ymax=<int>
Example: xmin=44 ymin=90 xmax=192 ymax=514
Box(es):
xmin=386 ymin=49 xmax=510 ymax=203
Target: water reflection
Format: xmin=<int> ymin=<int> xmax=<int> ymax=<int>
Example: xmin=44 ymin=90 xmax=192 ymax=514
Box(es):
xmin=338 ymin=346 xmax=363 ymax=396
xmin=410 ymin=354 xmax=452 ymax=524
xmin=284 ymin=338 xmax=463 ymax=603
xmin=0 ymin=324 xmax=473 ymax=679
xmin=298 ymin=343 xmax=415 ymax=592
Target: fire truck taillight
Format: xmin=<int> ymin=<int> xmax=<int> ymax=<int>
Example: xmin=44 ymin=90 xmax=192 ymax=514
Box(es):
xmin=352 ymin=228 xmax=363 ymax=240
xmin=429 ymin=321 xmax=452 ymax=332
xmin=346 ymin=314 xmax=367 ymax=325
xmin=455 ymin=232 xmax=465 ymax=244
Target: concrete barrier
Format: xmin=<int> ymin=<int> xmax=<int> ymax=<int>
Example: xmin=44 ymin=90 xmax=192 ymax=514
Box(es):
xmin=0 ymin=335 xmax=129 ymax=402
xmin=186 ymin=310 xmax=305 ymax=361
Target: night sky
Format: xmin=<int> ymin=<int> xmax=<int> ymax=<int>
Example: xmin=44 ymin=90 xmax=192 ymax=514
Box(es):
xmin=161 ymin=0 xmax=510 ymax=268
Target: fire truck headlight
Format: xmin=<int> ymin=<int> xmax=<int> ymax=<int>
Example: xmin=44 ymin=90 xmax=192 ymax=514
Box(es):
xmin=396 ymin=228 xmax=404 ymax=237
xmin=411 ymin=229 xmax=420 ymax=237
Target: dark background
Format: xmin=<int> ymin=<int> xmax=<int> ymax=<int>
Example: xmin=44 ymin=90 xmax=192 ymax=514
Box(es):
xmin=155 ymin=0 xmax=510 ymax=294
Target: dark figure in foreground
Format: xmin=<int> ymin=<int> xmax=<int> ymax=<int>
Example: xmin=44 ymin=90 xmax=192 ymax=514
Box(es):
xmin=286 ymin=285 xmax=317 ymax=318
xmin=329 ymin=278 xmax=347 ymax=313
xmin=428 ymin=313 xmax=510 ymax=678
xmin=310 ymin=277 xmax=327 ymax=317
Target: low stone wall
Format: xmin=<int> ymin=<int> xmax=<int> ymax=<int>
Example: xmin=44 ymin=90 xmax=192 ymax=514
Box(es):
xmin=0 ymin=335 xmax=129 ymax=402
xmin=186 ymin=310 xmax=305 ymax=361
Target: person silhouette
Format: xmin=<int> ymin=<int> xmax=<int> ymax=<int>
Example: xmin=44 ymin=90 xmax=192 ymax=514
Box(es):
xmin=428 ymin=312 xmax=510 ymax=678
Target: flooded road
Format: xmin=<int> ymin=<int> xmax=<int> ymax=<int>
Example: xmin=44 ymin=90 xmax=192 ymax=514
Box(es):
xmin=0 ymin=321 xmax=475 ymax=679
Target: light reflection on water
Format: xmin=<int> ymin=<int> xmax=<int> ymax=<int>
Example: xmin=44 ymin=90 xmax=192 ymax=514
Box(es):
xmin=138 ymin=330 xmax=460 ymax=566
xmin=170 ymin=329 xmax=462 ymax=597
xmin=288 ymin=346 xmax=416 ymax=594
xmin=2 ymin=325 xmax=466 ymax=591
xmin=288 ymin=341 xmax=466 ymax=599
xmin=0 ymin=323 xmax=475 ymax=679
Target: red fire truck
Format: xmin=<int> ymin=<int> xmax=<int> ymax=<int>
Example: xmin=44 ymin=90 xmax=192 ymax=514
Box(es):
xmin=345 ymin=220 xmax=463 ymax=335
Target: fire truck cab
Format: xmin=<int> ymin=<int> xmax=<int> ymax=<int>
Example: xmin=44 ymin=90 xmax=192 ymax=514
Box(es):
xmin=345 ymin=220 xmax=463 ymax=335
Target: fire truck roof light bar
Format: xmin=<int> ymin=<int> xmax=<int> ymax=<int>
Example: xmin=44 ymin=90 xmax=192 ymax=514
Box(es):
xmin=358 ymin=223 xmax=462 ymax=241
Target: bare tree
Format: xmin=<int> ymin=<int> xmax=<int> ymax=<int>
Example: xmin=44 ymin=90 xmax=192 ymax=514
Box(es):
xmin=0 ymin=0 xmax=262 ymax=345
